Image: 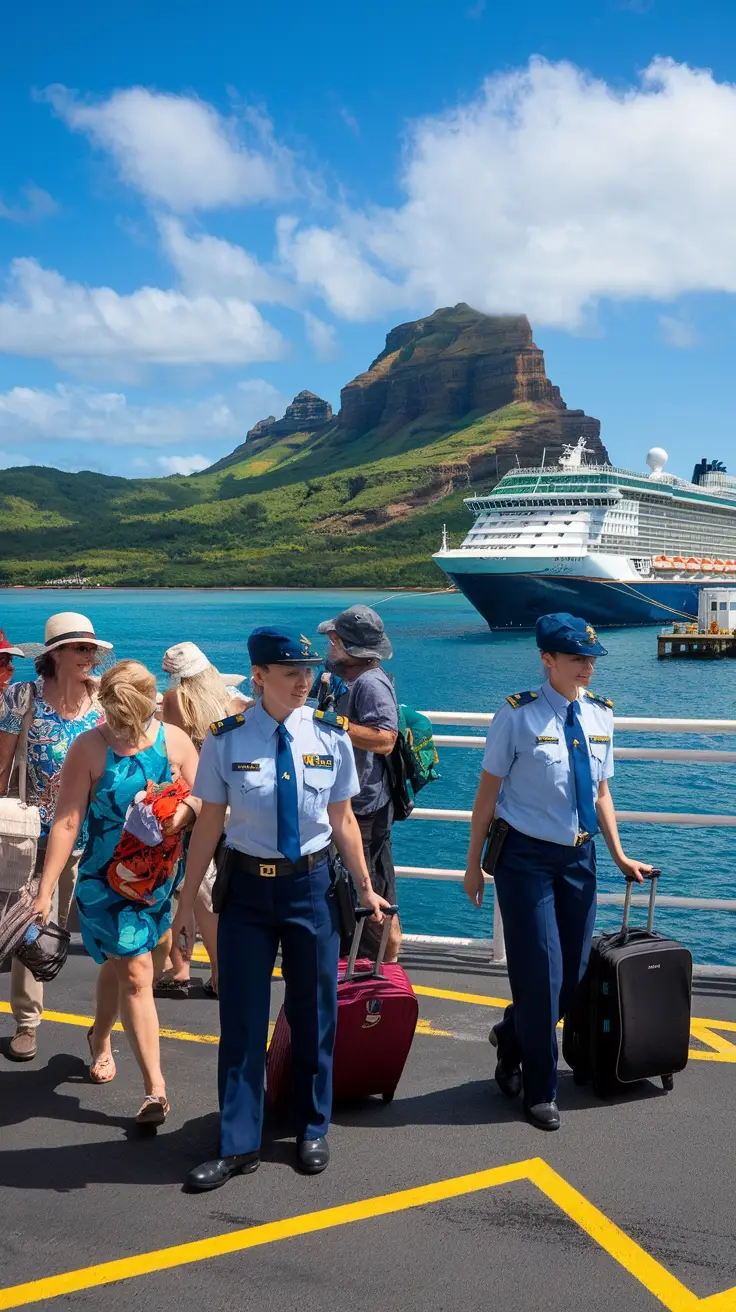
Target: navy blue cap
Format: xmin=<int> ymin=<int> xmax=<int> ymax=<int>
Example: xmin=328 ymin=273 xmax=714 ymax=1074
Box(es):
xmin=535 ymin=613 xmax=608 ymax=657
xmin=247 ymin=627 xmax=320 ymax=665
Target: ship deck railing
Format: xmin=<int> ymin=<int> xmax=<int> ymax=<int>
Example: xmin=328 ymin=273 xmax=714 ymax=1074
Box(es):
xmin=396 ymin=711 xmax=736 ymax=968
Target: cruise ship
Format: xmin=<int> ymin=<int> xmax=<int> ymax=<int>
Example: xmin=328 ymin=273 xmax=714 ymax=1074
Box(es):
xmin=433 ymin=442 xmax=736 ymax=628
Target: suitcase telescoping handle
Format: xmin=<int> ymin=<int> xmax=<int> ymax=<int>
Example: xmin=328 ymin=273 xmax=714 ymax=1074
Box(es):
xmin=622 ymin=869 xmax=662 ymax=934
xmin=343 ymin=905 xmax=400 ymax=981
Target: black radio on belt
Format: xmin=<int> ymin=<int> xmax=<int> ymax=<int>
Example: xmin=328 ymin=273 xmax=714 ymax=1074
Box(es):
xmin=481 ymin=817 xmax=510 ymax=876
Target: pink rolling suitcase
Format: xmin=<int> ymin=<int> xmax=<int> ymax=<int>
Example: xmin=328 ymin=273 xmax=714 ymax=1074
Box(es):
xmin=267 ymin=907 xmax=418 ymax=1109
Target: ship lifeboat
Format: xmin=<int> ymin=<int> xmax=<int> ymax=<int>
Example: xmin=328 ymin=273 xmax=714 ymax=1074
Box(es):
xmin=653 ymin=555 xmax=673 ymax=570
xmin=725 ymin=561 xmax=736 ymax=573
xmin=671 ymin=556 xmax=685 ymax=571
xmin=713 ymin=559 xmax=726 ymax=573
xmin=700 ymin=558 xmax=715 ymax=572
xmin=684 ymin=557 xmax=701 ymax=572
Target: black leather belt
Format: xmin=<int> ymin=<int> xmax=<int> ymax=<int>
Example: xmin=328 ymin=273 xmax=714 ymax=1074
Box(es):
xmin=228 ymin=846 xmax=331 ymax=878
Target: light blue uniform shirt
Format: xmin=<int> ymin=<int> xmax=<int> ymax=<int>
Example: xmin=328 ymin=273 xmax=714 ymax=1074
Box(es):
xmin=194 ymin=700 xmax=360 ymax=859
xmin=482 ymin=680 xmax=615 ymax=846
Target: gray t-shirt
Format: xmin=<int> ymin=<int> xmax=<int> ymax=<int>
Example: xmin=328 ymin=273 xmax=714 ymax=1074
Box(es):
xmin=336 ymin=666 xmax=398 ymax=815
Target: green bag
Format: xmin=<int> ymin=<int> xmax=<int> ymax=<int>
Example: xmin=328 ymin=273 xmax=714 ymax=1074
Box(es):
xmin=386 ymin=704 xmax=440 ymax=820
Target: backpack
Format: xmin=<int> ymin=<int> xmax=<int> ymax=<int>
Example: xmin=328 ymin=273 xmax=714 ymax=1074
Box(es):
xmin=386 ymin=704 xmax=440 ymax=821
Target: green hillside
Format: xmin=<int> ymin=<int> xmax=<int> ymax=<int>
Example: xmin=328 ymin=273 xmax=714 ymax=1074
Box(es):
xmin=0 ymin=404 xmax=541 ymax=587
xmin=0 ymin=305 xmax=605 ymax=588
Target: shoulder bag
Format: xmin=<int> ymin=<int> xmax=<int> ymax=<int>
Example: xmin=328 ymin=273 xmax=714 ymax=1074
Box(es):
xmin=0 ymin=685 xmax=41 ymax=895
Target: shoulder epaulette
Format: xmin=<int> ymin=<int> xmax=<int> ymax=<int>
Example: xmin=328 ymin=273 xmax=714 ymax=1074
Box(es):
xmin=584 ymin=690 xmax=614 ymax=710
xmin=506 ymin=690 xmax=539 ymax=709
xmin=314 ymin=709 xmax=348 ymax=733
xmin=210 ymin=712 xmax=246 ymax=737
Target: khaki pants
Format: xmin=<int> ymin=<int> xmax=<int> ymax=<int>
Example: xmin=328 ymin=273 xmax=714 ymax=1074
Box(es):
xmin=10 ymin=850 xmax=79 ymax=1030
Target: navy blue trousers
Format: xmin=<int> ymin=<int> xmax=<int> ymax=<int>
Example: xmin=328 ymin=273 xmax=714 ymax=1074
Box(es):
xmin=217 ymin=858 xmax=340 ymax=1157
xmin=493 ymin=827 xmax=597 ymax=1106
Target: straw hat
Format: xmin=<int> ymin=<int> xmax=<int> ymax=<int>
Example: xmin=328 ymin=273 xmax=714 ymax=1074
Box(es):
xmin=42 ymin=612 xmax=113 ymax=653
xmin=0 ymin=629 xmax=26 ymax=658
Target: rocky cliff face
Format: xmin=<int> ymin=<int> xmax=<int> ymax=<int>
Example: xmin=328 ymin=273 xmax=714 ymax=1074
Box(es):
xmin=206 ymin=390 xmax=333 ymax=472
xmin=339 ymin=303 xmax=606 ymax=466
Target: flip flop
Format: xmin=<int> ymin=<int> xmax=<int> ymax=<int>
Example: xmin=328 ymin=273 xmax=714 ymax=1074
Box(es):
xmin=153 ymin=978 xmax=192 ymax=999
xmin=135 ymin=1094 xmax=170 ymax=1126
xmin=86 ymin=1026 xmax=116 ymax=1084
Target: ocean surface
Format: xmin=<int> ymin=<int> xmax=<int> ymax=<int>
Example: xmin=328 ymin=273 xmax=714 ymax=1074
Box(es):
xmin=2 ymin=587 xmax=734 ymax=965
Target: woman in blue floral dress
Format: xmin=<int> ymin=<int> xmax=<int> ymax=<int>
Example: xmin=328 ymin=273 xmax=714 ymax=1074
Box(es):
xmin=0 ymin=611 xmax=109 ymax=1063
xmin=35 ymin=660 xmax=199 ymax=1125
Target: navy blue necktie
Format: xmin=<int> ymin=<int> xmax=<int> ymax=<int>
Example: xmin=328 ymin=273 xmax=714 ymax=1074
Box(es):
xmin=564 ymin=700 xmax=599 ymax=837
xmin=276 ymin=723 xmax=301 ymax=862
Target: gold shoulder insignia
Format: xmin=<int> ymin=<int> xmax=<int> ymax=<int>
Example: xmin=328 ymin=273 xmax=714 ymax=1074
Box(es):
xmin=210 ymin=712 xmax=246 ymax=737
xmin=506 ymin=690 xmax=539 ymax=709
xmin=314 ymin=709 xmax=348 ymax=733
xmin=584 ymin=690 xmax=614 ymax=710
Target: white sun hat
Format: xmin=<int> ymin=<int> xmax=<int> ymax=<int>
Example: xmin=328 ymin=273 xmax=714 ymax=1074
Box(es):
xmin=162 ymin=642 xmax=211 ymax=679
xmin=42 ymin=612 xmax=113 ymax=653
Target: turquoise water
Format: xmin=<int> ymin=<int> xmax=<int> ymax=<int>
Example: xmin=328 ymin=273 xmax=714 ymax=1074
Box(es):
xmin=3 ymin=587 xmax=734 ymax=964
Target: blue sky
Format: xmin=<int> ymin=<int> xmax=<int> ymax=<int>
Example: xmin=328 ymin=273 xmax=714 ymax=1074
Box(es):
xmin=1 ymin=0 xmax=735 ymax=481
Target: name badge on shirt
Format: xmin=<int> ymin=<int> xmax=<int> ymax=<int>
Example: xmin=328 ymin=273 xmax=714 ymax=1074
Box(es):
xmin=589 ymin=735 xmax=611 ymax=744
xmin=535 ymin=736 xmax=559 ymax=744
xmin=302 ymin=754 xmax=334 ymax=769
xmin=232 ymin=762 xmax=260 ymax=772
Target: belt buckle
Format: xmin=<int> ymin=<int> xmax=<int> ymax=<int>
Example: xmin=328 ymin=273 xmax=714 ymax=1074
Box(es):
xmin=575 ymin=831 xmax=589 ymax=847
xmin=259 ymin=863 xmax=277 ymax=878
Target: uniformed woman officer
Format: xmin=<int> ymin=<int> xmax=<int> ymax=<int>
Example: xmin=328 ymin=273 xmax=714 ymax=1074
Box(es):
xmin=173 ymin=627 xmax=388 ymax=1191
xmin=463 ymin=613 xmax=652 ymax=1131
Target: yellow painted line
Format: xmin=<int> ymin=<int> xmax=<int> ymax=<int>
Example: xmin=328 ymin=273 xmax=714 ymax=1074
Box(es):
xmin=1 ymin=1157 xmax=734 ymax=1310
xmin=0 ymin=1000 xmax=219 ymax=1047
xmin=526 ymin=1159 xmax=704 ymax=1312
xmin=0 ymin=1161 xmax=531 ymax=1309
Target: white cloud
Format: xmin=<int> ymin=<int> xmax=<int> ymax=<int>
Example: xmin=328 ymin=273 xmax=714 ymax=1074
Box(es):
xmin=280 ymin=58 xmax=736 ymax=328
xmin=159 ymin=217 xmax=296 ymax=305
xmin=0 ymin=257 xmax=285 ymax=372
xmin=0 ymin=185 xmax=58 ymax=223
xmin=276 ymin=215 xmax=407 ymax=321
xmin=304 ymin=312 xmax=338 ymax=361
xmin=0 ymin=379 xmax=287 ymax=449
xmin=659 ymin=314 xmax=699 ymax=348
xmin=44 ymin=85 xmax=293 ymax=212
xmin=157 ymin=453 xmax=210 ymax=475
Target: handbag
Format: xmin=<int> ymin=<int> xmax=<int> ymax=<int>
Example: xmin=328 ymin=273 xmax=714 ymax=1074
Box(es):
xmin=0 ymin=688 xmax=41 ymax=895
xmin=14 ymin=917 xmax=70 ymax=982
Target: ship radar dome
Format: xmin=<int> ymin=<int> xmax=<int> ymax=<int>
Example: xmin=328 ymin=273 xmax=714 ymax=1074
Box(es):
xmin=646 ymin=447 xmax=668 ymax=476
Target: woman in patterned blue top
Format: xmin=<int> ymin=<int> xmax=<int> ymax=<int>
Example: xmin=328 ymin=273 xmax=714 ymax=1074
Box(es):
xmin=35 ymin=661 xmax=199 ymax=1126
xmin=0 ymin=611 xmax=108 ymax=1063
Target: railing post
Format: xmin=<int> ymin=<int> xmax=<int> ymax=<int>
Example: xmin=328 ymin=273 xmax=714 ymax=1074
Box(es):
xmin=491 ymin=886 xmax=506 ymax=965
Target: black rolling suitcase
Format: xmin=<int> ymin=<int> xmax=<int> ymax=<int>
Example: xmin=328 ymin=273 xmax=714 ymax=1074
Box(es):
xmin=563 ymin=871 xmax=692 ymax=1097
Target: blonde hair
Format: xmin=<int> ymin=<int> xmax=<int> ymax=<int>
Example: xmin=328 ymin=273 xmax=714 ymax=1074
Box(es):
xmin=99 ymin=660 xmax=158 ymax=745
xmin=175 ymin=664 xmax=233 ymax=746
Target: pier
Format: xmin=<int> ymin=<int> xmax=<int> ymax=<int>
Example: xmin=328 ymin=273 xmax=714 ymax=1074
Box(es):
xmin=657 ymin=630 xmax=736 ymax=659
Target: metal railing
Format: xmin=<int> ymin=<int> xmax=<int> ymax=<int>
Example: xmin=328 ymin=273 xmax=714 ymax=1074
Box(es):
xmin=394 ymin=712 xmax=736 ymax=964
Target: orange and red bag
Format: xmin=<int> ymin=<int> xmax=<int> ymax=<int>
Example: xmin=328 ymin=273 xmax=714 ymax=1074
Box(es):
xmin=105 ymin=779 xmax=192 ymax=904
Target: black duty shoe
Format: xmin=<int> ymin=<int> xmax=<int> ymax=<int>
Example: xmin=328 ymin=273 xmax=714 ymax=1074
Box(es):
xmin=297 ymin=1137 xmax=330 ymax=1174
xmin=489 ymin=1024 xmax=522 ymax=1100
xmin=524 ymin=1101 xmax=561 ymax=1131
xmin=185 ymin=1152 xmax=260 ymax=1192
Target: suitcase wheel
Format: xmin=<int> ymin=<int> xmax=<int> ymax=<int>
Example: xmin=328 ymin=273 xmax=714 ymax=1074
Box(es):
xmin=382 ymin=1090 xmax=395 ymax=1104
xmin=661 ymin=1073 xmax=674 ymax=1092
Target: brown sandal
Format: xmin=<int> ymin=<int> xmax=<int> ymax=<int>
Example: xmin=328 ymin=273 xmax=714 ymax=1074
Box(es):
xmin=87 ymin=1026 xmax=116 ymax=1084
xmin=135 ymin=1094 xmax=170 ymax=1126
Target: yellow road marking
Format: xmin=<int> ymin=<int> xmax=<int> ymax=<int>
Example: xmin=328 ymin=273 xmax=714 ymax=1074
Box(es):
xmin=0 ymin=1001 xmax=219 ymax=1047
xmin=0 ymin=1157 xmax=732 ymax=1310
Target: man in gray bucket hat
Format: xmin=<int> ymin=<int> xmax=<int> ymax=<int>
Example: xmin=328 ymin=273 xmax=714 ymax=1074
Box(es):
xmin=317 ymin=606 xmax=401 ymax=961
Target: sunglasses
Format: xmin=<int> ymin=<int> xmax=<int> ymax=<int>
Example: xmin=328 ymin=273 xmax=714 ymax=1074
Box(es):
xmin=0 ymin=653 xmax=13 ymax=666
xmin=68 ymin=644 xmax=98 ymax=655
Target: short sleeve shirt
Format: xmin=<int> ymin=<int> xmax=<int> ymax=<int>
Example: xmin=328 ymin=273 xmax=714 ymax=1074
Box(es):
xmin=336 ymin=667 xmax=398 ymax=815
xmin=0 ymin=679 xmax=105 ymax=839
xmin=193 ymin=701 xmax=360 ymax=858
xmin=482 ymin=680 xmax=614 ymax=846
